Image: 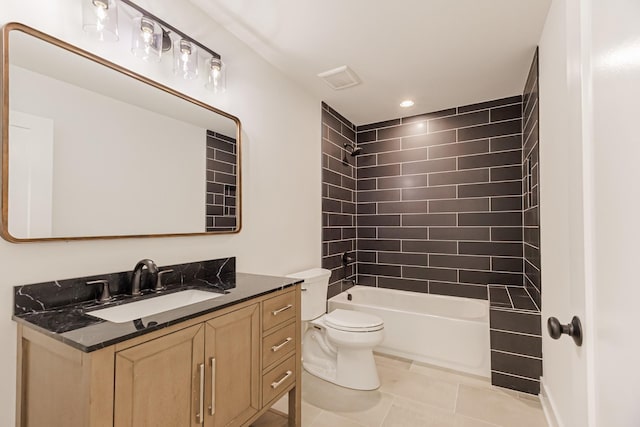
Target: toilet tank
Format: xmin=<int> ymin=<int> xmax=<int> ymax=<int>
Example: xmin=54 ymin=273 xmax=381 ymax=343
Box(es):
xmin=286 ymin=268 xmax=331 ymax=321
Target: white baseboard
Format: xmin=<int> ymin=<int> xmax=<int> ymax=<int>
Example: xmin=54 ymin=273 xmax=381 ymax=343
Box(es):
xmin=540 ymin=377 xmax=562 ymax=427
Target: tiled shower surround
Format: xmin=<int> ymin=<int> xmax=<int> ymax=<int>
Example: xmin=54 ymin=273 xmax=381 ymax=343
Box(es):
xmin=354 ymin=96 xmax=524 ymax=298
xmin=321 ymin=103 xmax=357 ymax=294
xmin=321 ymin=65 xmax=543 ymax=393
xmin=485 ymin=49 xmax=542 ymax=395
xmin=522 ymin=49 xmax=541 ymax=309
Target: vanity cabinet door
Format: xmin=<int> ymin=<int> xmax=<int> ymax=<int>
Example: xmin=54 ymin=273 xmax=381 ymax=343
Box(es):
xmin=114 ymin=324 xmax=205 ymax=427
xmin=204 ymin=303 xmax=260 ymax=427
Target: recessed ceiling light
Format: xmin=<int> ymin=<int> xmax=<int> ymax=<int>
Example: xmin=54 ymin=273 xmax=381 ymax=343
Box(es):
xmin=400 ymin=100 xmax=414 ymax=108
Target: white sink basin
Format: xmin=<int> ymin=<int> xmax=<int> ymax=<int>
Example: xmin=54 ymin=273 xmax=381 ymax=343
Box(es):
xmin=87 ymin=289 xmax=225 ymax=323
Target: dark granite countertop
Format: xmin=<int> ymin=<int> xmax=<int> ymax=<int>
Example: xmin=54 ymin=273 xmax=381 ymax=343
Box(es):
xmin=14 ymin=272 xmax=302 ymax=353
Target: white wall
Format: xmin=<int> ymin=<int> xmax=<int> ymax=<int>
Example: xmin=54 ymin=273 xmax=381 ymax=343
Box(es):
xmin=11 ymin=65 xmax=206 ymax=237
xmin=0 ymin=0 xmax=321 ymax=424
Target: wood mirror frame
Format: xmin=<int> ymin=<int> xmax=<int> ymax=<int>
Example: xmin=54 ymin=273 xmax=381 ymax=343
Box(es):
xmin=1 ymin=23 xmax=242 ymax=242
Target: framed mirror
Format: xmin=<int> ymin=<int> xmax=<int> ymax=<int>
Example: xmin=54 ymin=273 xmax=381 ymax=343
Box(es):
xmin=1 ymin=23 xmax=241 ymax=242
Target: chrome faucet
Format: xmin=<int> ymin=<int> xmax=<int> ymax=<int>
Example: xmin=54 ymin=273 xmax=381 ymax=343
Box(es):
xmin=130 ymin=259 xmax=159 ymax=296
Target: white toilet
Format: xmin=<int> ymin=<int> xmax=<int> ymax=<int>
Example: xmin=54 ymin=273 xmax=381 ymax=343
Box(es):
xmin=287 ymin=268 xmax=384 ymax=390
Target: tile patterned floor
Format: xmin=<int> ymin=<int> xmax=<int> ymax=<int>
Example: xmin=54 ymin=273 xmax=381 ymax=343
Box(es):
xmin=252 ymin=353 xmax=548 ymax=427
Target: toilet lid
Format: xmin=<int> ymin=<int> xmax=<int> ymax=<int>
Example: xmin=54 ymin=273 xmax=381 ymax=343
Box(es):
xmin=324 ymin=309 xmax=383 ymax=332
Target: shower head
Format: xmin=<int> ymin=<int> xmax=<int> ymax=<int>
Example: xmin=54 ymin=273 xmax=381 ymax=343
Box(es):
xmin=344 ymin=143 xmax=363 ymax=157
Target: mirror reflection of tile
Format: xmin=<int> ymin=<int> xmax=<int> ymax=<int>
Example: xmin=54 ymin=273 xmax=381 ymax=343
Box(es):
xmin=206 ymin=130 xmax=237 ymax=231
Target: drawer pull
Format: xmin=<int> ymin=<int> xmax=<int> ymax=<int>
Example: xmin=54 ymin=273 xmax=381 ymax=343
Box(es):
xmin=209 ymin=357 xmax=216 ymax=415
xmin=197 ymin=363 xmax=204 ymax=424
xmin=271 ymin=370 xmax=293 ymax=389
xmin=271 ymin=337 xmax=293 ymax=352
xmin=272 ymin=304 xmax=293 ymax=316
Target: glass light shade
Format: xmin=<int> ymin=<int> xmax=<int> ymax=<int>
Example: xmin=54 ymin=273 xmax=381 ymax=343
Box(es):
xmin=205 ymin=57 xmax=226 ymax=93
xmin=131 ymin=16 xmax=162 ymax=62
xmin=82 ymin=0 xmax=119 ymax=42
xmin=173 ymin=39 xmax=198 ymax=80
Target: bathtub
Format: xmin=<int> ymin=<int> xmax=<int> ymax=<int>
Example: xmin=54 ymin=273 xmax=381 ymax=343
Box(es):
xmin=328 ymin=285 xmax=490 ymax=377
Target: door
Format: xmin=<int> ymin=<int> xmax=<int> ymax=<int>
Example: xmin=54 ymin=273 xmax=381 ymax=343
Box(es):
xmin=8 ymin=110 xmax=54 ymax=238
xmin=114 ymin=324 xmax=205 ymax=427
xmin=539 ymin=0 xmax=591 ymax=426
xmin=588 ymin=0 xmax=640 ymax=425
xmin=540 ymin=0 xmax=640 ymax=426
xmin=204 ymin=304 xmax=260 ymax=427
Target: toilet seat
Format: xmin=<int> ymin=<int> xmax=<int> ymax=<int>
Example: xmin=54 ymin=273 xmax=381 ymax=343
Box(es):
xmin=324 ymin=309 xmax=383 ymax=332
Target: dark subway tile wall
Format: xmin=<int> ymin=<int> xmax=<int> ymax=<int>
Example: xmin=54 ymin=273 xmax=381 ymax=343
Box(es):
xmin=321 ymin=103 xmax=357 ymax=297
xmin=488 ymin=262 xmax=542 ymax=393
xmin=323 ymin=86 xmax=542 ymax=395
xmin=348 ymin=95 xmax=523 ymax=299
xmin=205 ymin=131 xmax=237 ymax=232
xmin=523 ymin=48 xmax=541 ymax=309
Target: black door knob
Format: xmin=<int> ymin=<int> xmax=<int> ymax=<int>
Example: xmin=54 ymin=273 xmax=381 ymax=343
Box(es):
xmin=547 ymin=316 xmax=583 ymax=346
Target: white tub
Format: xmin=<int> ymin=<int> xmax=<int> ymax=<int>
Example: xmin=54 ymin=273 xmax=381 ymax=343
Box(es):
xmin=328 ymin=285 xmax=490 ymax=377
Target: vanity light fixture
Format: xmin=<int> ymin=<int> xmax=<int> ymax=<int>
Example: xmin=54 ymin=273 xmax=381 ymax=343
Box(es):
xmin=400 ymin=100 xmax=415 ymax=108
xmin=81 ymin=0 xmax=225 ymax=89
xmin=82 ymin=0 xmax=119 ymax=42
xmin=205 ymin=57 xmax=226 ymax=93
xmin=174 ymin=39 xmax=198 ymax=79
xmin=131 ymin=16 xmax=163 ymax=62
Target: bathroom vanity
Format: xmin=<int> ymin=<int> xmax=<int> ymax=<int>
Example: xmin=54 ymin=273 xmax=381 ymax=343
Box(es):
xmin=13 ymin=258 xmax=302 ymax=427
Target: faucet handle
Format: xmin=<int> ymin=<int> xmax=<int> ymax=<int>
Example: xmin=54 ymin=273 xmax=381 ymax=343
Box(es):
xmin=154 ymin=269 xmax=174 ymax=292
xmin=86 ymin=280 xmax=112 ymax=303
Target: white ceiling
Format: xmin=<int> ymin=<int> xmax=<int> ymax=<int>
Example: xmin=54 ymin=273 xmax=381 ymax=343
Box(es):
xmin=190 ymin=0 xmax=551 ymax=126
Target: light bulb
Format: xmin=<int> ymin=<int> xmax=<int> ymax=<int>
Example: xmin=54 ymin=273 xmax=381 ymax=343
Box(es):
xmin=94 ymin=0 xmax=108 ymax=20
xmin=131 ymin=16 xmax=162 ymax=62
xmin=173 ymin=39 xmax=198 ymax=80
xmin=82 ymin=0 xmax=118 ymax=42
xmin=206 ymin=57 xmax=226 ymax=93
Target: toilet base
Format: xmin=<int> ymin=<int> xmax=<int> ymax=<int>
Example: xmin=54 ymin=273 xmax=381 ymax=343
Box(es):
xmin=302 ymin=325 xmax=382 ymax=391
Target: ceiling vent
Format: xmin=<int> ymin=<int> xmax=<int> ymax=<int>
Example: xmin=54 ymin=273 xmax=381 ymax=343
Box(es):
xmin=317 ymin=65 xmax=361 ymax=90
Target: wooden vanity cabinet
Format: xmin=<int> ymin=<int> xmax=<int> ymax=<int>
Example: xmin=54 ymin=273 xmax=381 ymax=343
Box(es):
xmin=114 ymin=323 xmax=206 ymax=427
xmin=204 ymin=304 xmax=260 ymax=427
xmin=16 ymin=286 xmax=301 ymax=427
xmin=113 ymin=303 xmax=260 ymax=427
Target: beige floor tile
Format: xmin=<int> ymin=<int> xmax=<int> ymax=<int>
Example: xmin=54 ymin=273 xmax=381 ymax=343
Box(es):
xmin=302 ymin=401 xmax=323 ymax=426
xmin=310 ymin=411 xmax=367 ymax=427
xmin=456 ymin=384 xmax=548 ymax=427
xmin=409 ymin=362 xmax=491 ymax=389
xmin=331 ymin=391 xmax=394 ymax=427
xmin=381 ymin=396 xmax=457 ymax=427
xmin=454 ymin=415 xmax=501 ymax=427
xmin=378 ymin=365 xmax=459 ymax=412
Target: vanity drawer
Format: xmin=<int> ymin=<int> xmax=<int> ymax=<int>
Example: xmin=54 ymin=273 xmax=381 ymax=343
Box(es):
xmin=262 ymin=355 xmax=296 ymax=406
xmin=263 ymin=291 xmax=296 ymax=331
xmin=263 ymin=321 xmax=296 ymax=369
